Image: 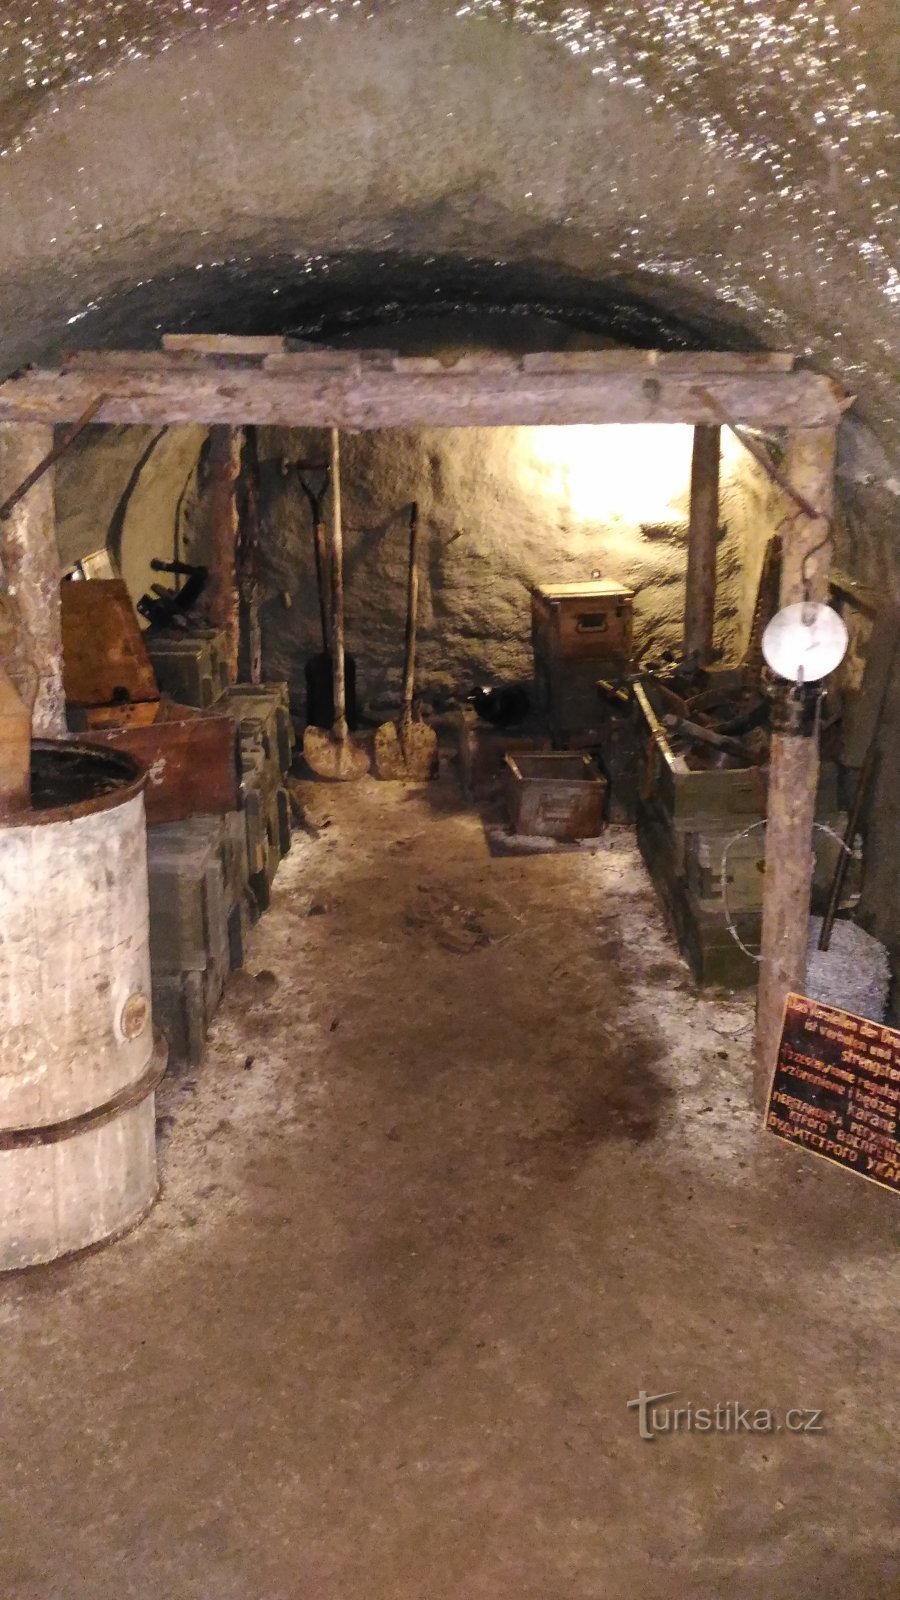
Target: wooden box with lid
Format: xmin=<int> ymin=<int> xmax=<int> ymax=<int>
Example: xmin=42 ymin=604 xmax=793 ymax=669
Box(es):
xmin=531 ymin=580 xmax=634 ymax=665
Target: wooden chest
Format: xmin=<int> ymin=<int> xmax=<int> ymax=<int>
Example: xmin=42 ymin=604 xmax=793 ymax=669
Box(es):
xmin=532 ymin=581 xmax=634 ymax=664
xmin=504 ymin=752 xmax=606 ymax=840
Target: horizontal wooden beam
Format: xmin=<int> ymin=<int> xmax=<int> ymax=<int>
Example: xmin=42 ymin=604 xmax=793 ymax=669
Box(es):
xmin=0 ymin=350 xmax=845 ymax=430
xmin=161 ymin=333 xmax=287 ymax=357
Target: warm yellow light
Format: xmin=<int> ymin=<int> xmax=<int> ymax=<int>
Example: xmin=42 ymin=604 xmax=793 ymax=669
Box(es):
xmin=520 ymin=424 xmax=736 ymax=526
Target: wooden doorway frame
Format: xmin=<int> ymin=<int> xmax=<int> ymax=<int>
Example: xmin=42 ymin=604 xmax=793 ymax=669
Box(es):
xmin=0 ymin=341 xmax=849 ymax=1105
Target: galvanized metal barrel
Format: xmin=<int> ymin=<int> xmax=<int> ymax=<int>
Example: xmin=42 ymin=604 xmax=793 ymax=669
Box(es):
xmin=0 ymin=742 xmax=165 ymax=1269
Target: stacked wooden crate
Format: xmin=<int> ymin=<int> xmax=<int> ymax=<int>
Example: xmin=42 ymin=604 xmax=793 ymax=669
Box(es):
xmin=144 ymin=628 xmax=231 ymax=709
xmin=531 ymin=580 xmax=634 ymax=743
xmin=221 ymin=684 xmax=294 ymax=913
xmin=146 ymin=684 xmax=295 ymax=1067
xmin=633 ymin=680 xmax=845 ymax=988
xmin=148 ymin=816 xmax=238 ymax=1069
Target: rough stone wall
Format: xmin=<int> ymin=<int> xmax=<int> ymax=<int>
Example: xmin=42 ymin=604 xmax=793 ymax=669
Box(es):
xmin=55 ymin=425 xmax=208 ymax=600
xmin=53 ymin=419 xmax=779 ymax=715
xmin=254 ymin=424 xmax=777 ymax=713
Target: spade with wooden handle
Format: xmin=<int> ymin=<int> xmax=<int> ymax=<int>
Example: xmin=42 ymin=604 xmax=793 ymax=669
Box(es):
xmin=302 ymin=429 xmax=369 ymax=781
xmin=374 ymin=502 xmax=438 ymax=781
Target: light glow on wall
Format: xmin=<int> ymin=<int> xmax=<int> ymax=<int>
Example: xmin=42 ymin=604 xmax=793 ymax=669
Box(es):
xmin=519 ymin=424 xmax=743 ymax=526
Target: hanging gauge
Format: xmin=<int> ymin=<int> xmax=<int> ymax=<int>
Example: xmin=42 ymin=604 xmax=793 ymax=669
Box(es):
xmin=762 ymin=602 xmax=849 ymax=684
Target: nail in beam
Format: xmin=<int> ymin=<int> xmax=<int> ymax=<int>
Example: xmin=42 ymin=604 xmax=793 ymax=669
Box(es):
xmin=0 ymin=423 xmax=66 ymax=737
xmin=754 ymin=425 xmax=837 ymax=1108
xmin=683 ymin=424 xmax=721 ymax=662
xmin=204 ymin=425 xmax=243 ymax=684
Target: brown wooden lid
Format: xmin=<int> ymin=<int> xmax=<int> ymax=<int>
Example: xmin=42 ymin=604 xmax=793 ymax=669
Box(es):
xmin=532 ymin=581 xmax=634 ymax=601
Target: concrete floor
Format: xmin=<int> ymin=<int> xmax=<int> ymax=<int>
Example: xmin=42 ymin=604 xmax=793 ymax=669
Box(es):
xmin=1 ymin=775 xmax=898 ymax=1600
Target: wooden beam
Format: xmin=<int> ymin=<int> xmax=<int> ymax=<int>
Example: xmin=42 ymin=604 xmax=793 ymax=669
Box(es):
xmin=0 ymin=423 xmax=66 ymax=737
xmin=754 ymin=425 xmax=837 ymax=1109
xmin=0 ymin=356 xmax=847 ymax=431
xmin=204 ymin=427 xmax=242 ymax=684
xmin=683 ymin=424 xmax=721 ymax=662
xmin=162 ymin=334 xmax=287 ymax=357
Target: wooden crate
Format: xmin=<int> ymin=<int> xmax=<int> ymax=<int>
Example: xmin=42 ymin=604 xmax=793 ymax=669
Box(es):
xmin=145 ymin=629 xmax=230 ymax=709
xmin=532 ymin=656 xmax=617 ymax=741
xmin=636 ymin=798 xmax=761 ymax=988
xmin=505 ymin=752 xmax=606 ymax=840
xmin=532 ymin=581 xmax=634 ymax=663
xmin=633 ymin=679 xmax=768 ymax=825
xmin=79 ymin=713 xmax=240 ymax=826
xmin=222 ymin=682 xmax=294 ymax=782
xmin=146 ymin=820 xmax=229 ymax=975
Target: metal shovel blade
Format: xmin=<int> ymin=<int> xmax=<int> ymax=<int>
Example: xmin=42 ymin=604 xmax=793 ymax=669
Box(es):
xmin=302 ymin=724 xmax=370 ymax=781
xmin=373 ymin=716 xmax=438 ymax=782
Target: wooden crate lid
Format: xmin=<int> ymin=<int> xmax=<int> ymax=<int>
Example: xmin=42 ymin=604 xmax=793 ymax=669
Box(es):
xmin=61 ymin=578 xmax=159 ymax=708
xmin=532 ymin=580 xmax=634 ymax=602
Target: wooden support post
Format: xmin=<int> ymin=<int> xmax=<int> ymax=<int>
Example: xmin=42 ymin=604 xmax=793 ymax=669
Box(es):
xmin=754 ymin=426 xmax=837 ymax=1109
xmin=684 ymin=424 xmax=720 ymax=662
xmin=237 ymin=426 xmax=263 ymax=686
xmin=0 ymin=423 xmax=66 ymax=737
xmin=205 ymin=426 xmax=242 ymax=684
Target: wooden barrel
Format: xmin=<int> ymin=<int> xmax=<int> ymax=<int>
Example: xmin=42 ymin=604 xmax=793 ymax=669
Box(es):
xmin=0 ymin=742 xmax=166 ymax=1269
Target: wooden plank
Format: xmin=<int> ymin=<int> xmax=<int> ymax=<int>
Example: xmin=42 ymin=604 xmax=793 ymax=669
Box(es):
xmin=522 ymin=350 xmax=796 ymax=373
xmin=754 ymin=425 xmax=837 ymax=1109
xmin=0 ymin=422 xmax=66 ymax=736
xmin=61 ymin=578 xmax=159 ymax=708
xmin=64 ymin=350 xmax=270 ymax=374
xmin=683 ymin=425 xmax=721 ymax=662
xmin=204 ymin=427 xmax=242 ymax=685
xmin=161 ymin=334 xmax=286 ymax=357
xmin=0 ymin=664 xmax=31 ymax=816
xmin=0 ymin=361 xmax=847 ymax=430
xmin=78 ymin=714 xmax=239 ymax=825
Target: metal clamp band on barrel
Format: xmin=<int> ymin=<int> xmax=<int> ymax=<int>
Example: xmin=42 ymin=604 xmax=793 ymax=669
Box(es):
xmin=0 ymin=1031 xmax=168 ymax=1150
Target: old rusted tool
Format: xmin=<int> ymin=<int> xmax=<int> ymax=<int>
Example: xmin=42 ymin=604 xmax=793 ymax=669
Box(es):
xmin=662 ymin=713 xmax=754 ymax=764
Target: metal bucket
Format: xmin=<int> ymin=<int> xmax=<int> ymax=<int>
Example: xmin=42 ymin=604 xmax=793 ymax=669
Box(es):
xmin=0 ymin=742 xmax=165 ymax=1269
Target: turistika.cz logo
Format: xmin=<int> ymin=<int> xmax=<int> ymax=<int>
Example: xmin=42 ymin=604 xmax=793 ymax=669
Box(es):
xmin=627 ymin=1390 xmax=825 ymax=1441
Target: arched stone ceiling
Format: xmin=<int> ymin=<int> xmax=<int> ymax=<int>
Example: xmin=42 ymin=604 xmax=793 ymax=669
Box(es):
xmin=0 ymin=1 xmax=897 ymax=477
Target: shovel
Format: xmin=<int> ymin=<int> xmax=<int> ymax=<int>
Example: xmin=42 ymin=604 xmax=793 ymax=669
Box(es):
xmin=302 ymin=430 xmax=369 ymax=781
xmin=374 ymin=502 xmax=438 ymax=782
xmin=294 ymin=457 xmax=358 ymax=731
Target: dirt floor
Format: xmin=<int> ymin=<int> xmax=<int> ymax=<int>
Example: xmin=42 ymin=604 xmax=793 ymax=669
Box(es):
xmin=1 ymin=773 xmax=898 ymax=1600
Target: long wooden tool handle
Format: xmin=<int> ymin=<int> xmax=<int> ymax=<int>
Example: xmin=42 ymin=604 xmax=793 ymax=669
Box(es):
xmin=329 ymin=428 xmax=348 ymax=742
xmin=401 ymin=502 xmax=419 ymax=730
xmin=313 ymin=521 xmax=330 ymax=654
xmin=817 ymin=745 xmax=874 ymax=952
